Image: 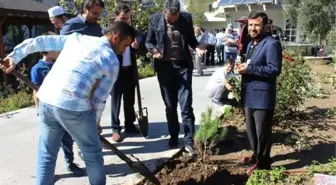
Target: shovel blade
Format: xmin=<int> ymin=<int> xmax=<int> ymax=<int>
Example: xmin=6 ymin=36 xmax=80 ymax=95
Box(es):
xmin=131 ymin=162 xmax=160 ymax=185
xmin=137 ymin=107 xmax=149 ymax=138
xmin=99 ymin=136 xmax=160 ymax=184
xmin=138 ymin=115 xmax=148 ymax=138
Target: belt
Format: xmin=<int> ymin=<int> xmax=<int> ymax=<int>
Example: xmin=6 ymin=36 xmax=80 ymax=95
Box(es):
xmin=121 ymin=66 xmax=131 ymax=70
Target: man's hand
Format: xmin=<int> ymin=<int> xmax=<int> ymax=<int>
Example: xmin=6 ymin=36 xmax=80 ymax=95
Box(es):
xmin=152 ymin=51 xmax=163 ymax=59
xmin=131 ymin=38 xmax=139 ymax=49
xmin=195 ymin=44 xmax=207 ymax=57
xmin=0 ymin=56 xmax=16 ymax=73
xmin=150 ymin=49 xmax=163 ymax=59
xmin=225 ymin=83 xmax=232 ymax=90
xmin=236 ymin=63 xmax=248 ymax=74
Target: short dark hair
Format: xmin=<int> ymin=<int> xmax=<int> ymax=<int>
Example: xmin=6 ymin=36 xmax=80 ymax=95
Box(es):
xmin=105 ymin=21 xmax=136 ymax=41
xmin=221 ymin=28 xmax=226 ymax=32
xmin=41 ymin=32 xmax=57 ymax=55
xmin=225 ymin=57 xmax=235 ymax=65
xmin=164 ymin=0 xmax=180 ymax=15
xmin=84 ymin=0 xmax=105 ymax=10
xmin=248 ymin=11 xmax=268 ymax=25
xmin=115 ymin=3 xmax=131 ymax=15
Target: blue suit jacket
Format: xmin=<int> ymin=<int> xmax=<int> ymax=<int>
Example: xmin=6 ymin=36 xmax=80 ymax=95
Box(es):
xmin=241 ymin=35 xmax=282 ymax=110
xmin=145 ymin=12 xmax=199 ymax=70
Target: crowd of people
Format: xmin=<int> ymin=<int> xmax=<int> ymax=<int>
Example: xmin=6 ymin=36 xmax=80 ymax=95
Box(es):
xmin=0 ymin=0 xmax=282 ymax=184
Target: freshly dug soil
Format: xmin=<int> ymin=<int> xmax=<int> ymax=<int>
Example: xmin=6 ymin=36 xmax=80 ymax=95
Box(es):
xmin=141 ymin=154 xmax=248 ymax=185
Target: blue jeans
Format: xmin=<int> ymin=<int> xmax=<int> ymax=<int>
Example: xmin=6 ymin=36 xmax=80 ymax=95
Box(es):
xmin=36 ymin=102 xmax=105 ymax=185
xmin=224 ymin=52 xmax=237 ymax=64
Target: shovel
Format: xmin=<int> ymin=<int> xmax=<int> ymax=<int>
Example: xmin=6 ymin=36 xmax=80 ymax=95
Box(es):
xmin=1 ymin=62 xmax=160 ymax=185
xmin=135 ymin=67 xmax=149 ymax=138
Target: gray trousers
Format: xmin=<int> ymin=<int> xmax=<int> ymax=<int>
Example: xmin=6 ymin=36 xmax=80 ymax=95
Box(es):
xmin=194 ymin=53 xmax=204 ymax=75
xmin=208 ymin=83 xmax=229 ymax=103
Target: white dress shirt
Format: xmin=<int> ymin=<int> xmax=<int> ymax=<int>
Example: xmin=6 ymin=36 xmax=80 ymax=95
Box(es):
xmin=122 ymin=46 xmax=132 ymax=67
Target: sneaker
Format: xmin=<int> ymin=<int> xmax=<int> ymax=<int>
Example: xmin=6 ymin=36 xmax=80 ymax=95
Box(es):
xmin=78 ymin=150 xmax=84 ymax=161
xmin=168 ymin=136 xmax=178 ymax=149
xmin=112 ymin=133 xmax=123 ymax=143
xmin=66 ymin=163 xmax=85 ymax=176
xmin=185 ymin=144 xmax=197 ymax=157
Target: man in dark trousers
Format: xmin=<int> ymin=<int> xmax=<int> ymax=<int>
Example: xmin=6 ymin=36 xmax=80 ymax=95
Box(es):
xmin=236 ymin=12 xmax=282 ymax=175
xmin=145 ymin=0 xmax=206 ymax=156
xmin=110 ymin=3 xmax=144 ymax=142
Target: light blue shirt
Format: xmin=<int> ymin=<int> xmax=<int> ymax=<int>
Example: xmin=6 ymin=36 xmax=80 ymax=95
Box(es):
xmin=8 ymin=33 xmax=119 ymax=121
xmin=206 ymin=33 xmax=217 ymax=45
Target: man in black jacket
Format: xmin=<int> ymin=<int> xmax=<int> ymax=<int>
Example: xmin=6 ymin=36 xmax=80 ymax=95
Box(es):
xmin=145 ymin=0 xmax=206 ymax=156
xmin=111 ymin=3 xmax=145 ymax=142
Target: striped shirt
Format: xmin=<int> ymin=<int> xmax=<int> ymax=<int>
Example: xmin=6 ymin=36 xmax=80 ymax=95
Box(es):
xmin=8 ymin=33 xmax=119 ymax=121
xmin=224 ymin=32 xmax=238 ymax=53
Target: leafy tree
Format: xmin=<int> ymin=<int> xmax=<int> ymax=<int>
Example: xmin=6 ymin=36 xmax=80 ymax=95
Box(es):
xmin=285 ymin=0 xmax=336 ymax=44
xmin=131 ymin=0 xmax=164 ymax=32
xmin=59 ymin=0 xmax=164 ymax=31
xmin=185 ymin=0 xmax=204 ymax=25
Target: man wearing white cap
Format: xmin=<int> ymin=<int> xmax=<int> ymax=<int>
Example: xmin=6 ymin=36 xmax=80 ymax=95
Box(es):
xmin=48 ymin=6 xmax=70 ymax=29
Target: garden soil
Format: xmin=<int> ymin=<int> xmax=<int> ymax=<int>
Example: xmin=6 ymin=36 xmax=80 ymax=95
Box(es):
xmin=140 ymin=61 xmax=336 ymax=185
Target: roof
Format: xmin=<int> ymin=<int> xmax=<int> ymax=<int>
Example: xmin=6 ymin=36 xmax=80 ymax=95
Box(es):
xmin=218 ymin=0 xmax=274 ymax=6
xmin=0 ymin=0 xmax=50 ymax=18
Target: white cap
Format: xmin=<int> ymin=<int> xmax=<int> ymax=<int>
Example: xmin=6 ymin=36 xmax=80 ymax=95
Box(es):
xmin=48 ymin=6 xmax=65 ymax=18
xmin=227 ymin=23 xmax=234 ymax=30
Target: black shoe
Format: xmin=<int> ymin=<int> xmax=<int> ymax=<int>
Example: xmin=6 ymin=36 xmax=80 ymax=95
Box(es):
xmin=168 ymin=136 xmax=178 ymax=148
xmin=124 ymin=124 xmax=140 ymax=134
xmin=185 ymin=144 xmax=197 ymax=157
xmin=66 ymin=163 xmax=85 ymax=176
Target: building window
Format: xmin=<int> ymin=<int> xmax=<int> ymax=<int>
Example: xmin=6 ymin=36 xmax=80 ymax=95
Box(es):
xmin=284 ymin=19 xmax=297 ymax=42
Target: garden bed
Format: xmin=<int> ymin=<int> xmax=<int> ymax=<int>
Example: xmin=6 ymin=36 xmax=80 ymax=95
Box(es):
xmin=140 ymin=60 xmax=336 ymax=185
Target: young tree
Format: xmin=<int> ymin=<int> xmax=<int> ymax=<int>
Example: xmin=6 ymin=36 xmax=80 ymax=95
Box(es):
xmin=185 ymin=0 xmax=204 ymax=25
xmin=59 ymin=0 xmax=164 ymax=31
xmin=285 ymin=0 xmax=336 ymax=44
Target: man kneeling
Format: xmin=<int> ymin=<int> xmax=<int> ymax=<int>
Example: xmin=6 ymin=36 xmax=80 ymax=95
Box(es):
xmin=206 ymin=58 xmax=235 ymax=106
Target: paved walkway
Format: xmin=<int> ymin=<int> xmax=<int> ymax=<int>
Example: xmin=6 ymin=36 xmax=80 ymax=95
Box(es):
xmin=0 ymin=67 xmax=217 ymax=185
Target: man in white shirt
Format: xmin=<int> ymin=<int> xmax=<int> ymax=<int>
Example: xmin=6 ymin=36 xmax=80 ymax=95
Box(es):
xmin=205 ymin=30 xmax=217 ymax=66
xmin=215 ymin=28 xmax=226 ymax=65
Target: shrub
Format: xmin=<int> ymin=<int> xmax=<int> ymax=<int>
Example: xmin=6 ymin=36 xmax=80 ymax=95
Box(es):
xmin=326 ymin=28 xmax=336 ymax=52
xmin=195 ymin=107 xmax=228 ymax=160
xmin=247 ymin=166 xmax=309 ymax=185
xmin=137 ymin=56 xmax=155 ymax=79
xmin=0 ymin=91 xmax=33 ymax=114
xmin=275 ymin=50 xmax=316 ymax=121
xmin=229 ymin=76 xmax=241 ymax=103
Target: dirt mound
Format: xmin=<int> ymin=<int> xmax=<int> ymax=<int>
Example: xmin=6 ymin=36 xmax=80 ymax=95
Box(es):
xmin=142 ymin=155 xmax=248 ymax=185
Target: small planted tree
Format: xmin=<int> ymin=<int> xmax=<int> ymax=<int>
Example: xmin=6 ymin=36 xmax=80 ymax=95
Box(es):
xmin=195 ymin=107 xmax=228 ymax=161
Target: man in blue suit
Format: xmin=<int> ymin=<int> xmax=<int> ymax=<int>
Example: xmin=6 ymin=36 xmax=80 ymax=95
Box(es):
xmin=235 ymin=12 xmax=282 ymax=175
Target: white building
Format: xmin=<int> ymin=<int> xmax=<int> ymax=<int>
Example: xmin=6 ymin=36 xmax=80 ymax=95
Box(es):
xmin=201 ymin=0 xmax=315 ymax=51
